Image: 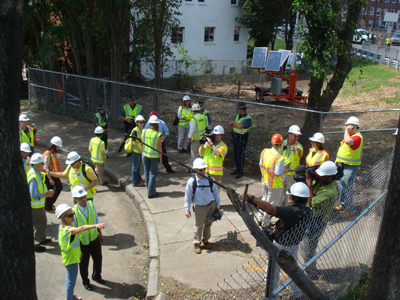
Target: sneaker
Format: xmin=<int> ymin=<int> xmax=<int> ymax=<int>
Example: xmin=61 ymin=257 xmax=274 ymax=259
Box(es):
xmin=35 ymin=245 xmax=46 ymax=252
xmin=40 ymin=238 xmax=52 ymax=244
xmin=334 ymin=205 xmax=344 ymax=211
xmin=148 ymin=192 xmax=159 ymax=199
xmin=230 ymin=170 xmax=238 ymax=175
xmin=134 ymin=183 xmax=145 ymax=187
xmin=194 ymin=243 xmax=202 ymax=254
xmin=140 ymin=179 xmax=145 ymax=183
xmin=167 ymin=169 xmax=176 ymax=173
xmin=92 ymin=275 xmax=106 ymax=285
xmin=235 ymin=174 xmax=243 ymax=179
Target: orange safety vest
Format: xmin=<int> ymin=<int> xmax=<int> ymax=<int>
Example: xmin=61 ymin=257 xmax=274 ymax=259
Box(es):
xmin=43 ymin=150 xmax=63 ymax=172
xmin=260 ymin=148 xmax=283 ymax=188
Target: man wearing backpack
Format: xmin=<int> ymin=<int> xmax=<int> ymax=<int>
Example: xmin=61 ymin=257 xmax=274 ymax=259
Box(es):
xmin=49 ymin=151 xmax=98 ymax=201
xmin=184 ymin=158 xmax=220 ymax=254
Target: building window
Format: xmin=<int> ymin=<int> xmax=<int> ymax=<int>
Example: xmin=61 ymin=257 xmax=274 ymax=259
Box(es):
xmin=385 ymin=0 xmax=389 ymax=3
xmin=369 ymin=8 xmax=374 ymax=15
xmin=392 ymin=0 xmax=396 ymax=3
xmin=391 ymin=9 xmax=395 ymax=12
xmin=171 ymin=27 xmax=184 ymax=44
xmin=368 ymin=20 xmax=373 ymax=28
xmin=342 ymin=5 xmax=347 ymax=14
xmin=362 ymin=8 xmax=367 ymax=15
xmin=234 ymin=26 xmax=240 ymax=41
xmin=377 ymin=8 xmax=381 ymax=16
xmin=231 ymin=0 xmax=238 ymax=5
xmin=204 ymin=27 xmax=215 ymax=42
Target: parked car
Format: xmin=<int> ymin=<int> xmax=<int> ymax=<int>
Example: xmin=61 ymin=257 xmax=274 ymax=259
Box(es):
xmin=391 ymin=32 xmax=400 ymax=46
xmin=353 ymin=29 xmax=370 ymax=44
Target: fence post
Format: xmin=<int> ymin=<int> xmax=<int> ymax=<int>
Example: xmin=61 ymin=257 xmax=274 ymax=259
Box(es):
xmin=265 ymin=256 xmax=276 ymax=300
xmin=319 ymin=111 xmax=324 ymax=132
xmin=62 ymin=73 xmax=66 ymax=114
xmin=28 ymin=69 xmax=31 ymax=106
xmin=103 ymin=81 xmax=107 ymax=110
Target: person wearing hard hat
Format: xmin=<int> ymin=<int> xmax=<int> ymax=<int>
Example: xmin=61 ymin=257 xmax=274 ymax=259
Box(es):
xmin=145 ymin=111 xmax=176 ymax=173
xmin=28 ymin=153 xmax=55 ymax=252
xmin=386 ymin=35 xmax=392 ymax=51
xmin=199 ymin=125 xmax=228 ymax=191
xmin=177 ymin=95 xmax=193 ymax=153
xmin=70 ymin=186 xmax=106 ymax=291
xmin=89 ymin=127 xmax=107 ymax=185
xmin=119 ymin=94 xmax=144 ymax=134
xmin=21 ymin=142 xmax=32 ymax=175
xmin=229 ymin=101 xmax=253 ymax=179
xmin=184 ymin=158 xmax=221 ymax=254
xmin=188 ymin=103 xmax=208 ymax=161
xmin=241 ymin=182 xmax=312 ymax=299
xmin=304 ymin=161 xmax=338 ymax=279
xmin=43 ymin=136 xmax=64 ymax=212
xmin=56 ymin=203 xmax=105 ymax=300
xmin=94 ymin=104 xmax=110 ymax=152
xmin=334 ymin=116 xmax=363 ymax=218
xmin=49 ymin=151 xmax=98 ymax=201
xmin=195 ymin=100 xmax=212 ymax=128
xmin=130 ymin=115 xmax=146 ymax=187
xmin=258 ymin=134 xmax=286 ymax=228
xmin=279 ymin=125 xmax=304 ymax=205
xmin=19 ymin=113 xmax=37 ymax=154
xmin=306 ymin=133 xmax=329 ymax=167
xmin=141 ymin=115 xmax=162 ymax=198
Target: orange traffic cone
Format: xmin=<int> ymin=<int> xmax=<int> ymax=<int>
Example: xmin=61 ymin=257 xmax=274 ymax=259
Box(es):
xmin=378 ymin=42 xmax=381 ymax=49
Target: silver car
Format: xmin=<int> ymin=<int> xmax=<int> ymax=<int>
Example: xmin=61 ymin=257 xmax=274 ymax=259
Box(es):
xmin=391 ymin=32 xmax=400 ymax=46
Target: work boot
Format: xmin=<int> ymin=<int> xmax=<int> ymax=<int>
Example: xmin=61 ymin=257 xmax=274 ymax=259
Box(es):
xmin=194 ymin=243 xmax=202 ymax=254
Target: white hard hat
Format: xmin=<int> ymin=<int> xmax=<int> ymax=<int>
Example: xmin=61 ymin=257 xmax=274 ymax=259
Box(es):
xmin=71 ymin=186 xmax=88 ymax=198
xmin=148 ymin=115 xmax=159 ymax=124
xmin=288 ymin=125 xmax=302 ymax=135
xmin=287 ymin=182 xmax=310 ymax=198
xmin=55 ymin=203 xmax=72 ymax=219
xmin=65 ymin=151 xmax=81 ymax=164
xmin=20 ymin=143 xmax=32 ymax=153
xmin=135 ymin=115 xmax=145 ymax=122
xmin=316 ymin=161 xmax=337 ymax=176
xmin=309 ymin=132 xmax=325 ymax=144
xmin=19 ymin=114 xmax=29 ymax=121
xmin=30 ymin=153 xmax=45 ymax=165
xmin=50 ymin=136 xmax=63 ymax=147
xmin=94 ymin=126 xmax=104 ymax=134
xmin=213 ymin=125 xmax=225 ymax=135
xmin=183 ymin=95 xmax=191 ymax=101
xmin=345 ymin=116 xmax=360 ymax=127
xmin=192 ymin=103 xmax=201 ymax=111
xmin=192 ymin=158 xmax=207 ymax=169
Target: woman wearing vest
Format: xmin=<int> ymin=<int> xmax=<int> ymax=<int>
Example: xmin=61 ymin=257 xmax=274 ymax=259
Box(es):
xmin=141 ymin=115 xmax=162 ymax=198
xmin=56 ymin=203 xmax=105 ymax=300
xmin=306 ymin=133 xmax=329 ymax=167
xmin=43 ymin=136 xmax=64 ymax=212
xmin=131 ymin=115 xmax=146 ymax=187
xmin=89 ymin=127 xmax=107 ymax=185
xmin=177 ymin=95 xmax=192 ymax=153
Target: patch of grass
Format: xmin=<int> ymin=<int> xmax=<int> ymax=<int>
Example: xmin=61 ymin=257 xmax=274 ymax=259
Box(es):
xmin=385 ymin=91 xmax=400 ymax=104
xmin=340 ymin=263 xmax=372 ymax=300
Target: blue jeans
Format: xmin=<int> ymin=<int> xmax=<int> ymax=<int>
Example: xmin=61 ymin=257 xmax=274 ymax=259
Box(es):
xmin=338 ymin=164 xmax=359 ymax=212
xmin=142 ymin=156 xmax=159 ymax=196
xmin=131 ymin=151 xmax=142 ymax=185
xmin=65 ymin=263 xmax=78 ymax=300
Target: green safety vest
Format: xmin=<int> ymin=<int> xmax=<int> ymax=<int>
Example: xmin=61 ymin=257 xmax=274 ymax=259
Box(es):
xmin=131 ymin=127 xmax=142 ymax=154
xmin=260 ymin=148 xmax=283 ymax=188
xmin=90 ymin=137 xmax=105 ymax=163
xmin=142 ymin=129 xmax=161 ymax=158
xmin=178 ymin=106 xmax=193 ymax=126
xmin=190 ymin=114 xmax=207 ymax=140
xmin=59 ymin=226 xmax=81 ymax=266
xmin=232 ymin=114 xmax=253 ymax=134
xmin=27 ymin=168 xmax=47 ymax=209
xmin=67 ymin=164 xmax=97 ymax=199
xmin=336 ymin=132 xmax=363 ymax=166
xmin=123 ymin=103 xmax=142 ymax=120
xmin=201 ymin=141 xmax=228 ymax=175
xmin=19 ymin=126 xmax=34 ymax=146
xmin=72 ymin=201 xmax=99 ymax=245
xmin=95 ymin=112 xmax=109 ymax=127
xmin=23 ymin=157 xmax=31 ymax=176
xmin=279 ymin=140 xmax=303 ymax=175
xmin=306 ymin=149 xmax=329 ymax=167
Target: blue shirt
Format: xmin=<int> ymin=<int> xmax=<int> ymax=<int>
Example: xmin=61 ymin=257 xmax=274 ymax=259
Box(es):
xmin=93 ymin=112 xmax=110 ymax=124
xmin=119 ymin=104 xmax=144 ymax=117
xmin=232 ymin=112 xmax=252 ymax=129
xmin=145 ymin=119 xmax=169 ymax=137
xmin=184 ymin=175 xmax=220 ymax=212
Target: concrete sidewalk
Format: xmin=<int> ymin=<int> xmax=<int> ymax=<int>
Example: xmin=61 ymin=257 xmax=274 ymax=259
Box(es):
xmin=24 ymin=108 xmax=264 ymax=297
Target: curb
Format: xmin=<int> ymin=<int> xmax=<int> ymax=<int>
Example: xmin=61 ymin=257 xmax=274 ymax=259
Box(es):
xmin=36 ymin=140 xmax=159 ymax=299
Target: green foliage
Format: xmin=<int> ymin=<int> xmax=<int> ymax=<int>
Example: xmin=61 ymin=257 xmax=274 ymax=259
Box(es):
xmin=340 ymin=263 xmax=372 ymax=300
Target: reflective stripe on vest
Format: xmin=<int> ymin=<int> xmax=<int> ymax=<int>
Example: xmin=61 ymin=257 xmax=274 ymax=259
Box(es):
xmin=203 ymin=141 xmax=228 ymax=175
xmin=95 ymin=112 xmax=109 ymax=127
xmin=72 ymin=202 xmax=98 ymax=245
xmin=59 ymin=226 xmax=81 ymax=266
xmin=279 ymin=140 xmax=302 ymax=175
xmin=90 ymin=137 xmax=105 ymax=163
xmin=19 ymin=126 xmax=34 ymax=146
xmin=27 ymin=168 xmax=46 ymax=208
xmin=336 ymin=132 xmax=363 ymax=166
xmin=191 ymin=114 xmax=207 ymax=140
xmin=178 ymin=106 xmax=193 ymax=126
xmin=68 ymin=164 xmax=96 ymax=199
xmin=132 ymin=127 xmax=142 ymax=154
xmin=124 ymin=104 xmax=142 ymax=120
xmin=43 ymin=150 xmax=62 ymax=172
xmin=306 ymin=149 xmax=329 ymax=167
xmin=232 ymin=113 xmax=253 ymax=134
xmin=260 ymin=148 xmax=283 ymax=188
xmin=142 ymin=129 xmax=161 ymax=158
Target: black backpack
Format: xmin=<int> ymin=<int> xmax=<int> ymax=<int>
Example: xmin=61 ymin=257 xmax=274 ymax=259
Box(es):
xmin=191 ymin=175 xmax=214 ymax=200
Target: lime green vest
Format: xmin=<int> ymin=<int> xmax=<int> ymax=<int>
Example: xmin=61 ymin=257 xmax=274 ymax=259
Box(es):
xmin=131 ymin=127 xmax=142 ymax=154
xmin=306 ymin=149 xmax=329 ymax=167
xmin=67 ymin=164 xmax=97 ymax=199
xmin=27 ymin=168 xmax=47 ymax=209
xmin=279 ymin=140 xmax=302 ymax=175
xmin=336 ymin=132 xmax=363 ymax=166
xmin=90 ymin=137 xmax=105 ymax=163
xmin=142 ymin=129 xmax=161 ymax=158
xmin=123 ymin=103 xmax=142 ymax=120
xmin=202 ymin=141 xmax=228 ymax=175
xmin=72 ymin=202 xmax=98 ymax=245
xmin=95 ymin=112 xmax=109 ymax=127
xmin=59 ymin=226 xmax=81 ymax=266
xmin=232 ymin=114 xmax=253 ymax=134
xmin=19 ymin=126 xmax=34 ymax=146
xmin=178 ymin=106 xmax=193 ymax=126
xmin=23 ymin=157 xmax=31 ymax=176
xmin=191 ymin=114 xmax=207 ymax=140
xmin=260 ymin=148 xmax=283 ymax=188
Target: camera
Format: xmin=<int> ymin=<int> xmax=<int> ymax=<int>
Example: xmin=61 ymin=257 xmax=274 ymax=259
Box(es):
xmin=298 ymin=162 xmax=344 ymax=183
xmin=208 ymin=209 xmax=224 ymax=223
xmin=200 ymin=127 xmax=215 ymax=145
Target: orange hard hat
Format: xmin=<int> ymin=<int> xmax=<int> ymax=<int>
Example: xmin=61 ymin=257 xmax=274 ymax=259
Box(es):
xmin=388 ymin=35 xmax=391 ymax=38
xmin=271 ymin=133 xmax=283 ymax=144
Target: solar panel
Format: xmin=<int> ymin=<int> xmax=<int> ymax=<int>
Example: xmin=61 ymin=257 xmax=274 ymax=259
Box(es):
xmin=286 ymin=53 xmax=304 ymax=69
xmin=251 ymin=47 xmax=268 ymax=68
xmin=278 ymin=49 xmax=291 ymax=66
xmin=265 ymin=51 xmax=283 ymax=72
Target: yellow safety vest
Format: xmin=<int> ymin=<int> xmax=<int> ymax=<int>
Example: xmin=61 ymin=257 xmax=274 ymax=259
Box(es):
xmin=178 ymin=106 xmax=193 ymax=126
xmin=202 ymin=141 xmax=228 ymax=175
xmin=260 ymin=148 xmax=283 ymax=188
xmin=190 ymin=114 xmax=207 ymax=140
xmin=279 ymin=140 xmax=302 ymax=175
xmin=27 ymin=168 xmax=47 ymax=209
xmin=72 ymin=202 xmax=98 ymax=246
xmin=336 ymin=132 xmax=363 ymax=166
xmin=90 ymin=137 xmax=105 ymax=163
xmin=123 ymin=103 xmax=142 ymax=120
xmin=19 ymin=126 xmax=34 ymax=146
xmin=142 ymin=129 xmax=161 ymax=158
xmin=67 ymin=164 xmax=97 ymax=199
xmin=306 ymin=149 xmax=329 ymax=167
xmin=23 ymin=156 xmax=31 ymax=176
xmin=95 ymin=112 xmax=109 ymax=127
xmin=131 ymin=127 xmax=142 ymax=154
xmin=59 ymin=226 xmax=81 ymax=266
xmin=232 ymin=113 xmax=253 ymax=134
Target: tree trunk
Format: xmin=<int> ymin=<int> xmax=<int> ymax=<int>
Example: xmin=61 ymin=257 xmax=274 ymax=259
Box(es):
xmin=0 ymin=1 xmax=37 ymax=299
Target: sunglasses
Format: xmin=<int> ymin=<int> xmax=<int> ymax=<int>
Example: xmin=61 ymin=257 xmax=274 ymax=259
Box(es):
xmin=137 ymin=121 xmax=145 ymax=124
xmin=198 ymin=168 xmax=206 ymax=172
xmin=64 ymin=213 xmax=74 ymax=218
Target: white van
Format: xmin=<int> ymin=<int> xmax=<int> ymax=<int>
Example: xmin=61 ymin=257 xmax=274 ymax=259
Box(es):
xmin=353 ymin=29 xmax=370 ymax=44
